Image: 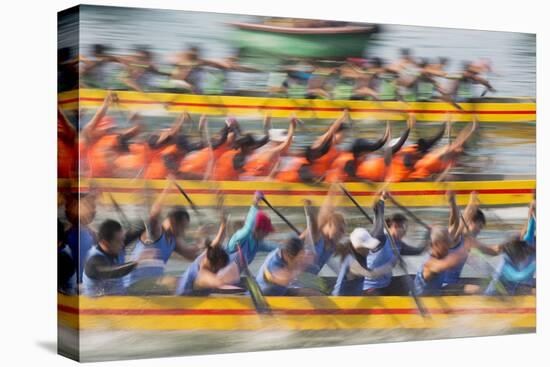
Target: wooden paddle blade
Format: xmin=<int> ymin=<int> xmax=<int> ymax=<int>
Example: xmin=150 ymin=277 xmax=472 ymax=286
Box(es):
xmin=297 ymin=272 xmax=331 ymax=295
xmin=243 ymin=276 xmax=271 ymax=314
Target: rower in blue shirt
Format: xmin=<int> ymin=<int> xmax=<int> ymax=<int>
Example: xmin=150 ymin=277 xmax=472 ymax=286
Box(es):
xmin=256 ymin=236 xmax=313 ymax=296
xmin=176 ymin=215 xmax=242 ymax=295
xmin=126 ymin=181 xmax=201 ymax=286
xmin=225 ymin=191 xmax=279 ymax=264
xmin=82 ymin=219 xmax=149 ymax=296
xmin=485 ymin=237 xmax=536 ymax=296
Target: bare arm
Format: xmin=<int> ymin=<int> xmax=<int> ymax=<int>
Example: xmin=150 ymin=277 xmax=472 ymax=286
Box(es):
xmin=311 ymin=110 xmax=348 ymax=150
xmin=447 ymin=192 xmax=461 ymax=243
xmin=82 ymin=92 xmax=114 ymax=141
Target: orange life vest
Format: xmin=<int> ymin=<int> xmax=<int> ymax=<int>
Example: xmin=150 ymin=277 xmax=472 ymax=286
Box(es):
xmin=241 ymin=150 xmax=276 ymax=177
xmin=275 ymin=157 xmax=309 ymax=183
xmin=356 ymin=157 xmax=386 ymax=182
xmin=113 ymin=143 xmax=149 ymax=177
xmin=178 ymin=142 xmax=229 ymax=175
xmin=308 ymin=145 xmax=340 ymax=178
xmin=386 ymin=145 xmax=420 ymax=183
xmin=409 ymin=152 xmax=452 ymax=180
xmin=87 ymin=134 xmax=119 ymax=178
xmin=143 ymin=144 xmax=179 ymax=179
xmin=325 ymin=152 xmax=355 ymax=183
xmin=58 ymin=139 xmax=76 ymax=178
xmin=212 ymin=149 xmax=241 ymax=181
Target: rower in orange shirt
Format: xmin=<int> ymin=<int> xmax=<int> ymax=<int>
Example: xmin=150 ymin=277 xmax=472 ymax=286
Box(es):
xmin=240 ymin=116 xmax=298 ymax=180
xmin=58 ymin=108 xmax=77 ymax=179
xmin=177 ymin=116 xmax=239 ymax=180
xmin=410 ymin=117 xmax=478 ymax=180
xmin=324 ymin=122 xmax=390 ymax=183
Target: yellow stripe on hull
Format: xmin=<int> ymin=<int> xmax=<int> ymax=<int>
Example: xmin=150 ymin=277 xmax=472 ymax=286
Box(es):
xmin=59 ymin=178 xmax=536 ymax=207
xmin=58 ymin=89 xmax=536 ymax=123
xmin=58 ymin=294 xmax=536 ymax=331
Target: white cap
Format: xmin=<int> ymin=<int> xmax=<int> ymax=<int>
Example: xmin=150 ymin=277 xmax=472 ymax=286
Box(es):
xmin=350 ymin=228 xmax=380 ymax=250
xmin=269 ymin=128 xmax=290 ymax=143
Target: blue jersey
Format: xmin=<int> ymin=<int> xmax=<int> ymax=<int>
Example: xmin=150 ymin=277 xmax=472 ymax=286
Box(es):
xmin=82 ymin=246 xmax=127 ymax=296
xmin=363 ymin=236 xmax=396 ymax=290
xmin=523 ymin=217 xmax=536 ymax=247
xmin=176 ymin=254 xmax=203 ymax=296
xmin=441 ymin=236 xmax=467 ymax=286
xmin=66 ymin=225 xmax=95 ymax=284
xmin=256 ymin=249 xmax=291 ymax=296
xmin=414 ymin=259 xmax=445 ymax=296
xmin=126 ymin=232 xmax=176 ymax=285
xmin=305 ymin=236 xmax=335 ymax=275
xmin=332 ymin=255 xmax=364 ymax=296
xmin=485 ymin=255 xmax=536 ymax=296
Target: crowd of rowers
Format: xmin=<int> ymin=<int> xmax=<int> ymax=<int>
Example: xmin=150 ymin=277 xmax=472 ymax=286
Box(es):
xmin=58 ymin=92 xmax=476 ymax=183
xmin=58 ymin=181 xmax=536 ymax=298
xmin=59 ymin=44 xmax=496 ymax=101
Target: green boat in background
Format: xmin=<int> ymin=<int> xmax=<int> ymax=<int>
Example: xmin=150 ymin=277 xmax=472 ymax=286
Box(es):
xmin=231 ymin=20 xmax=378 ymax=59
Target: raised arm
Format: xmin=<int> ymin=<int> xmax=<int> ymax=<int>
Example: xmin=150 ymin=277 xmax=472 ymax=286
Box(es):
xmin=311 ymin=110 xmax=348 ymax=150
xmin=82 ymin=92 xmax=115 ymax=141
xmin=447 ymin=191 xmax=462 ymax=243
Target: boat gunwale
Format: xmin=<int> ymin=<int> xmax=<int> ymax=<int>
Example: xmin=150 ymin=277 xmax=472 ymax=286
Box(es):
xmin=231 ymin=22 xmax=377 ymax=35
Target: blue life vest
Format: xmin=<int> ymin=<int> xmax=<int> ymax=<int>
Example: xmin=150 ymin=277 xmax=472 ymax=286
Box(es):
xmin=485 ymin=255 xmax=536 ymax=295
xmin=414 ymin=259 xmax=445 ymax=296
xmin=82 ymin=245 xmax=127 ymax=296
xmin=256 ymin=249 xmax=291 ymax=296
xmin=125 ymin=232 xmax=176 ymax=285
xmin=363 ymin=235 xmax=396 ymax=290
xmin=441 ymin=236 xmax=467 ymax=286
xmin=176 ymin=254 xmax=203 ymax=296
xmin=332 ymin=255 xmax=364 ymax=296
xmin=66 ymin=226 xmax=95 ymax=284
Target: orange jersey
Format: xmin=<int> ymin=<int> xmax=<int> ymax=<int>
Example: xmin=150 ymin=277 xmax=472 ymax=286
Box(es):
xmin=275 ymin=157 xmax=309 ymax=183
xmin=58 ymin=139 xmax=76 ymax=178
xmin=409 ymin=152 xmax=453 ymax=180
xmin=212 ymin=149 xmax=241 ymax=181
xmin=356 ymin=157 xmax=386 ymax=182
xmin=308 ymin=145 xmax=340 ymax=178
xmin=87 ymin=134 xmax=119 ymax=178
xmin=178 ymin=143 xmax=229 ymax=175
xmin=113 ymin=143 xmax=149 ymax=177
xmin=241 ymin=150 xmax=277 ymax=178
xmin=144 ymin=144 xmax=179 ymax=179
xmin=386 ymin=145 xmax=420 ymax=183
xmin=325 ymin=152 xmax=355 ymax=183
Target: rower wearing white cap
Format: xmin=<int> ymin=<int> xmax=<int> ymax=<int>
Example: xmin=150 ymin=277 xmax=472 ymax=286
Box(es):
xmin=332 ymin=193 xmax=398 ymax=296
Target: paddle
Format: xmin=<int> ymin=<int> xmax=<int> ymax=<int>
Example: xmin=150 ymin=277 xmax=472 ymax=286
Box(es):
xmin=386 ymin=194 xmax=431 ymax=231
xmin=338 ymin=184 xmax=374 ymax=224
xmin=236 ymin=242 xmax=271 ymax=314
xmin=383 ymin=219 xmax=429 ymax=317
xmin=173 ymin=182 xmax=204 ymax=225
xmin=260 ymin=196 xmax=301 ymax=235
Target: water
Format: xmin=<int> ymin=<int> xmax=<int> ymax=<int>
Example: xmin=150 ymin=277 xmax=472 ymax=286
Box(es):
xmin=70 ymin=5 xmax=535 ymax=96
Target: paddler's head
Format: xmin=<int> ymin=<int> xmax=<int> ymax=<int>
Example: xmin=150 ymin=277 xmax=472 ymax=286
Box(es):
xmin=350 ymin=228 xmax=380 ymax=257
xmin=466 ymin=209 xmax=486 ymax=237
xmin=92 ymin=44 xmax=109 ymax=58
xmin=98 ymin=219 xmax=125 ymax=256
xmin=502 ymin=236 xmax=533 ymax=266
xmin=430 ymin=225 xmax=452 ymax=259
xmin=281 ymin=236 xmax=308 ymax=267
xmin=386 ymin=213 xmax=408 ymax=240
xmin=234 ymin=133 xmax=256 ymax=153
xmin=319 ymin=211 xmax=346 ymax=243
xmin=253 ymin=211 xmax=274 ymax=241
xmin=400 ymin=48 xmax=412 ymax=61
xmin=203 ymin=239 xmax=229 ymax=273
xmin=167 ymin=208 xmax=190 ymax=237
xmin=65 ymin=193 xmax=96 ymax=226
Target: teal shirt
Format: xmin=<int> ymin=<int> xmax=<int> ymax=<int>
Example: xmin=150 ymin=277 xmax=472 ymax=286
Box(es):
xmin=225 ymin=205 xmax=278 ymax=264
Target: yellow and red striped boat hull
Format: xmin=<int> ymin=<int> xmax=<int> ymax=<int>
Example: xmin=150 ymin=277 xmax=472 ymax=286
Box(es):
xmin=58 ymin=89 xmax=536 ymax=123
xmin=58 ymin=293 xmax=535 ymax=331
xmin=59 ymin=178 xmax=536 ymax=207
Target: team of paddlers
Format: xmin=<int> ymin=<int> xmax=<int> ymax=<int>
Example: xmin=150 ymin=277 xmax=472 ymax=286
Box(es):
xmin=57 ymin=177 xmax=536 ymax=298
xmin=58 ymin=91 xmax=477 ymax=184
